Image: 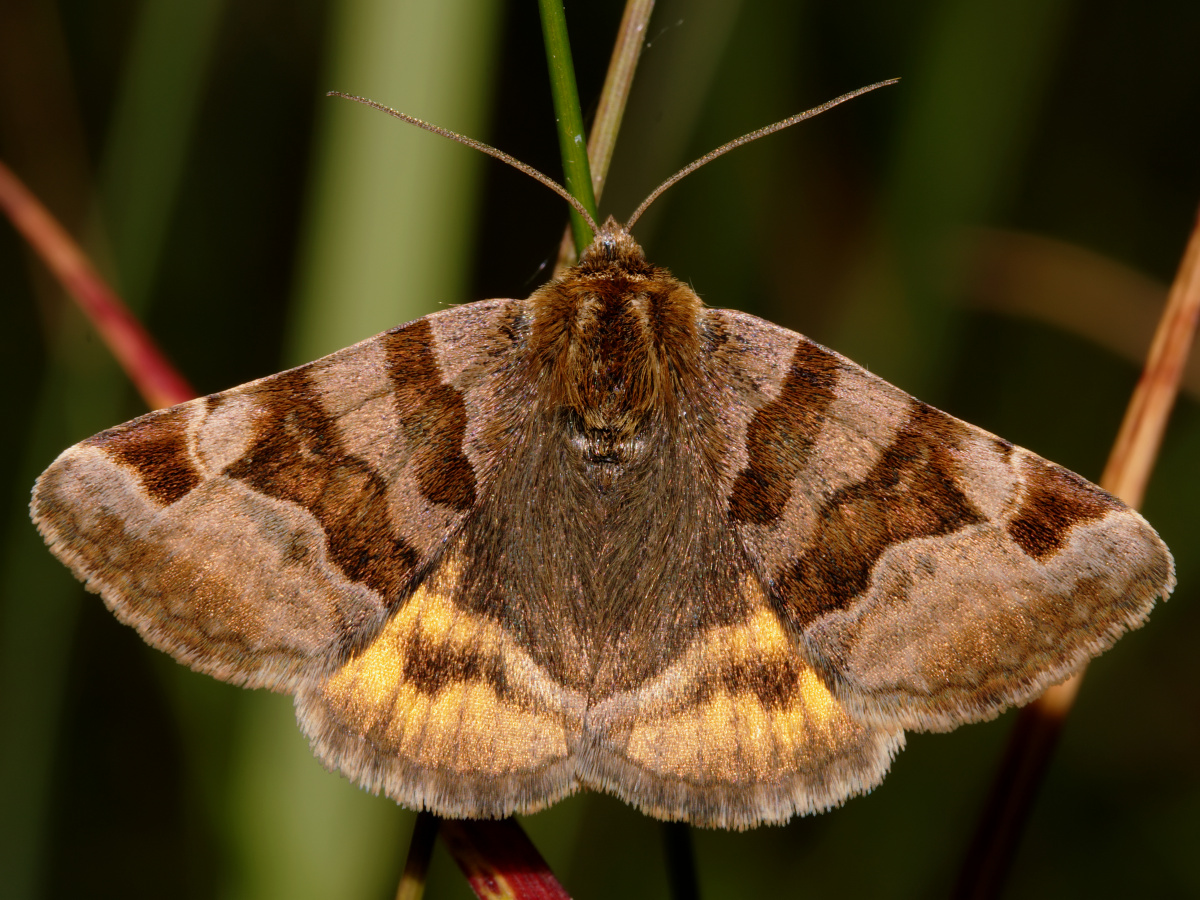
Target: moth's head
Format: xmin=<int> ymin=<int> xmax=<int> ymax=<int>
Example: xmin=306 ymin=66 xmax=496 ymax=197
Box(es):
xmin=575 ymin=216 xmax=646 ymax=270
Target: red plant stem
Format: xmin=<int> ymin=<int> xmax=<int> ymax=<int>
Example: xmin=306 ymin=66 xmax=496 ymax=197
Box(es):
xmin=954 ymin=200 xmax=1200 ymax=898
xmin=440 ymin=819 xmax=572 ymax=900
xmin=0 ymin=159 xmax=194 ymax=408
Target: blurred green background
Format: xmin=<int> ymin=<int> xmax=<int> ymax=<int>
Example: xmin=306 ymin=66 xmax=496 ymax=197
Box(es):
xmin=2 ymin=1 xmax=1198 ymax=897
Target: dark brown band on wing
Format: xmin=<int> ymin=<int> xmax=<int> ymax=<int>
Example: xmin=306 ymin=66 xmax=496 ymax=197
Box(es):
xmin=383 ymin=320 xmax=477 ymax=511
xmin=1007 ymin=456 xmax=1120 ymax=561
xmin=223 ymin=369 xmax=418 ymax=606
xmin=718 ymin=656 xmax=806 ymax=709
xmin=728 ymin=340 xmax=840 ymax=525
xmin=400 ymin=633 xmax=510 ymax=699
xmin=87 ymin=405 xmax=201 ymax=505
xmin=661 ymin=653 xmax=806 ymax=711
xmin=780 ymin=402 xmax=987 ymax=629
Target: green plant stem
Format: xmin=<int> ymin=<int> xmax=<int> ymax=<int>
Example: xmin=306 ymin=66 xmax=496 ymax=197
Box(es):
xmin=537 ymin=0 xmax=597 ymax=254
xmin=554 ymin=0 xmax=655 ymax=272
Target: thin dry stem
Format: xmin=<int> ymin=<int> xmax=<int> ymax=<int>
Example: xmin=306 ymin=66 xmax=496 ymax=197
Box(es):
xmin=0 ymin=159 xmax=194 ymax=408
xmin=1100 ymin=204 xmax=1200 ymax=506
xmin=954 ymin=199 xmax=1200 ymax=899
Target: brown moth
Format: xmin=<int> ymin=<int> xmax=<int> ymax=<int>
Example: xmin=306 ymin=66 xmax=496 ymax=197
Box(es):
xmin=31 ymin=87 xmax=1174 ymax=831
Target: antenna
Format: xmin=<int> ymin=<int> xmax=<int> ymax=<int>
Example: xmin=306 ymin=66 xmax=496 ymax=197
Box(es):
xmin=327 ymin=92 xmax=601 ymax=236
xmin=330 ymin=79 xmax=898 ymax=240
xmin=624 ymin=79 xmax=899 ymax=230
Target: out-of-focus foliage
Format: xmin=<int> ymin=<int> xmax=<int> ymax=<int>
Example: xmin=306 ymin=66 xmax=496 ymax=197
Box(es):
xmin=1 ymin=1 xmax=1197 ymax=898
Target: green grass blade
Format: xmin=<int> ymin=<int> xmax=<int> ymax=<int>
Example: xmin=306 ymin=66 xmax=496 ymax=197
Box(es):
xmin=537 ymin=0 xmax=597 ymax=253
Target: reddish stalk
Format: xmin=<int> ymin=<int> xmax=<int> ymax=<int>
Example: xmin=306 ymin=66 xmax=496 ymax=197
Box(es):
xmin=0 ymin=159 xmax=194 ymax=408
xmin=440 ymin=819 xmax=572 ymax=900
xmin=954 ymin=200 xmax=1200 ymax=898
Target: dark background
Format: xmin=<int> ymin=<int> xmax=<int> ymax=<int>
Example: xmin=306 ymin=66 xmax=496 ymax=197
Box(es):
xmin=2 ymin=1 xmax=1198 ymax=897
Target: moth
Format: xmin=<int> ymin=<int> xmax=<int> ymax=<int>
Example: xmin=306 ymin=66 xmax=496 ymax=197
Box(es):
xmin=32 ymin=86 xmax=1174 ymax=831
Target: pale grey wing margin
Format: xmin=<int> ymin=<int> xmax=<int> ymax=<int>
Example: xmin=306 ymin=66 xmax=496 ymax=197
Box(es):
xmin=702 ymin=308 xmax=1174 ymax=732
xmin=31 ymin=299 xmax=525 ymax=694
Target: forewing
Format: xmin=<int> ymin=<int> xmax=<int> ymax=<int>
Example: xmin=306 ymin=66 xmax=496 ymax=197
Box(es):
xmin=32 ymin=300 xmax=518 ymax=692
xmin=709 ymin=308 xmax=1175 ymax=732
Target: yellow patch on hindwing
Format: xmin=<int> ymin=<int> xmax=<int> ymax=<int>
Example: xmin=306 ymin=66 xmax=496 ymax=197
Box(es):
xmin=321 ymin=561 xmax=570 ymax=776
xmin=623 ymin=602 xmax=855 ymax=783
